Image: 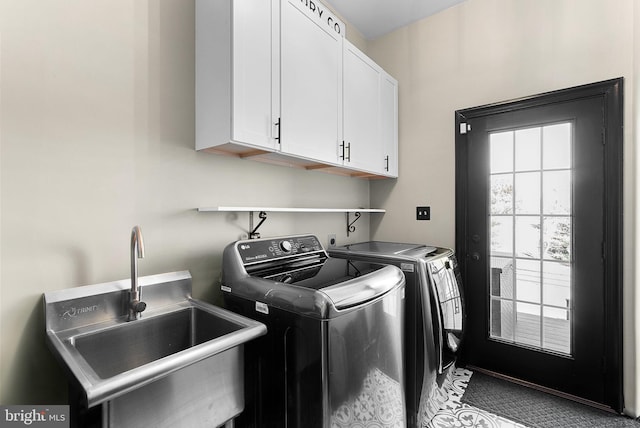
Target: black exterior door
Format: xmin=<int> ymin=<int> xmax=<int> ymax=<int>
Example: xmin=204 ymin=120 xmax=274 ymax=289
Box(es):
xmin=455 ymin=79 xmax=623 ymax=411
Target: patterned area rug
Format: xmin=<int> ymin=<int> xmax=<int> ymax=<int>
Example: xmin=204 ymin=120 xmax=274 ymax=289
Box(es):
xmin=461 ymin=371 xmax=640 ymax=428
xmin=427 ymin=368 xmax=528 ymax=428
xmin=419 ymin=364 xmax=458 ymax=424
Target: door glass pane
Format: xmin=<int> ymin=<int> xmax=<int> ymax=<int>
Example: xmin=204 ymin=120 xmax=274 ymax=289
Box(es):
xmin=543 ymin=217 xmax=571 ymax=262
xmin=489 ymin=123 xmax=572 ymax=356
xmin=491 ymin=174 xmax=513 ymax=214
xmin=515 ymin=172 xmax=540 ymax=214
xmin=491 ymin=298 xmax=514 ymax=341
xmin=543 ymin=170 xmax=571 ymax=215
xmin=515 ymin=216 xmax=540 ymax=258
xmin=491 ymin=257 xmax=513 ymax=298
xmin=516 ymin=259 xmax=540 ymax=303
xmin=515 ymin=127 xmax=541 ymax=171
xmin=543 ymin=123 xmax=571 ymax=169
xmin=491 ymin=216 xmax=513 ymax=256
xmin=542 ymin=261 xmax=571 ymax=306
xmin=543 ymin=306 xmax=571 ymax=354
xmin=515 ymin=302 xmax=541 ymax=348
xmin=490 ymin=131 xmax=513 ymax=173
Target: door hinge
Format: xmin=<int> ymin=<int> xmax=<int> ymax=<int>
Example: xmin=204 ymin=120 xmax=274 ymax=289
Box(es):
xmin=459 ymin=123 xmax=471 ymax=134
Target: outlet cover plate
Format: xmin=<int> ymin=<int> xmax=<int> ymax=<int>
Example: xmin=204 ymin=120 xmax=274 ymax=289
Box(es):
xmin=416 ymin=206 xmax=430 ymax=220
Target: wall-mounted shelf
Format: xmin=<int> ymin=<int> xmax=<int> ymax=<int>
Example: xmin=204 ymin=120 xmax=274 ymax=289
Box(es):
xmin=197 ymin=206 xmax=385 ymax=239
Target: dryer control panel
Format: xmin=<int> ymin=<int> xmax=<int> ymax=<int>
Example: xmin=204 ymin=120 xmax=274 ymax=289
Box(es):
xmin=237 ymin=235 xmax=325 ymax=265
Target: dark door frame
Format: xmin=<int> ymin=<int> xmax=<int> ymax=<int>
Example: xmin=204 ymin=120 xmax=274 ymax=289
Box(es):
xmin=454 ymin=78 xmax=624 ymax=412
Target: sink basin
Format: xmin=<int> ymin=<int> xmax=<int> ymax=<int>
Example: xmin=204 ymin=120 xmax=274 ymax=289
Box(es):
xmin=44 ymin=271 xmax=267 ymax=427
xmin=71 ymin=306 xmax=243 ymax=379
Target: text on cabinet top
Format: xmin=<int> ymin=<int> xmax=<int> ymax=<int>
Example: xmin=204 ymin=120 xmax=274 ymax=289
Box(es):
xmin=291 ymin=0 xmax=346 ymax=37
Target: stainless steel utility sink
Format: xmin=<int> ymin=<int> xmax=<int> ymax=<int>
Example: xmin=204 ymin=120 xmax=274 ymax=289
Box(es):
xmin=70 ymin=306 xmax=244 ymax=380
xmin=44 ymin=271 xmax=266 ymax=427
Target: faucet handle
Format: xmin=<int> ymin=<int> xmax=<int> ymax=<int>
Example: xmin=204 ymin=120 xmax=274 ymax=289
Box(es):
xmin=131 ymin=300 xmax=147 ymax=314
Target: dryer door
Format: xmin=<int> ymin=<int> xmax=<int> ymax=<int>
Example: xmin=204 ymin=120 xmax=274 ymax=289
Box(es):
xmin=428 ymin=255 xmax=464 ymax=372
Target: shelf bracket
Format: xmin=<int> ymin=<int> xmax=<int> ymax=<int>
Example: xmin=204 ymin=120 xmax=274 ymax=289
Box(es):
xmin=346 ymin=211 xmax=361 ymax=237
xmin=249 ymin=211 xmax=268 ymax=239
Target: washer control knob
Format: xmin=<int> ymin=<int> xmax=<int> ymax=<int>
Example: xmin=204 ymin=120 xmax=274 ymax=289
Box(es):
xmin=281 ymin=274 xmax=294 ymax=284
xmin=280 ymin=240 xmax=293 ymax=253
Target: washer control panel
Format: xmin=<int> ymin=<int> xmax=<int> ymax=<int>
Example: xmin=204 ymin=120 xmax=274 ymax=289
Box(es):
xmin=237 ymin=235 xmax=324 ymax=265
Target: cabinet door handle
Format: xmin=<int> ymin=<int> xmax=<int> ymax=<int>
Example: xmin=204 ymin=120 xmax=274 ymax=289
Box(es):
xmin=385 ymin=155 xmax=389 ymax=171
xmin=339 ymin=141 xmax=345 ymax=160
xmin=274 ymin=118 xmax=281 ymax=143
xmin=346 ymin=142 xmax=351 ymax=162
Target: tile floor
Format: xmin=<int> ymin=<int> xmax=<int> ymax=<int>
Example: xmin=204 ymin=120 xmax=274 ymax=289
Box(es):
xmin=331 ymin=367 xmax=405 ymax=428
xmin=428 ymin=368 xmax=529 ymax=428
xmin=328 ymin=365 xmax=530 ymax=428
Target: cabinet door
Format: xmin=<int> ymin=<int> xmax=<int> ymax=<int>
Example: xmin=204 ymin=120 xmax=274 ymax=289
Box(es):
xmin=380 ymin=73 xmax=398 ymax=177
xmin=343 ymin=41 xmax=383 ymax=173
xmin=232 ymin=0 xmax=278 ymax=149
xmin=280 ymin=0 xmax=342 ymax=164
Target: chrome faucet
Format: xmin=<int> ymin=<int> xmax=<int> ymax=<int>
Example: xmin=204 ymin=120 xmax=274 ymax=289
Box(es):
xmin=128 ymin=225 xmax=147 ymax=321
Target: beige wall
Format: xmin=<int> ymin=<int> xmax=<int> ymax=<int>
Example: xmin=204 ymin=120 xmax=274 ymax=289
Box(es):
xmin=367 ymin=0 xmax=639 ymax=416
xmin=2 ymin=0 xmax=638 ymax=416
xmin=0 ymin=1 xmax=371 ymax=404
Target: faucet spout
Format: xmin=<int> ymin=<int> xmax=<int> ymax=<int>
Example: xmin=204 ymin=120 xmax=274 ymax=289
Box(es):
xmin=129 ymin=225 xmax=146 ymax=321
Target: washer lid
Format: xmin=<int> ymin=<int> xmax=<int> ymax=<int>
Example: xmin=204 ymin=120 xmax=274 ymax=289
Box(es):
xmin=318 ymin=263 xmax=404 ymax=310
xmin=225 ymin=259 xmax=405 ymax=318
xmin=263 ymin=258 xmax=404 ymax=309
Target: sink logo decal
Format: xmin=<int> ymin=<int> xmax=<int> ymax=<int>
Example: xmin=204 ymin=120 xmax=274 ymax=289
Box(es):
xmin=61 ymin=305 xmax=99 ymax=319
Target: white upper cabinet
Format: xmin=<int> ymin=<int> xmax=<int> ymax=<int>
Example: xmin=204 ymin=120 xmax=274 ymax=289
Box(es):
xmin=279 ymin=0 xmax=343 ymax=164
xmin=343 ymin=40 xmax=398 ymax=177
xmin=380 ymin=72 xmax=399 ymax=177
xmin=196 ymin=0 xmax=278 ymax=153
xmin=232 ymin=1 xmax=280 ymax=150
xmin=195 ymin=0 xmax=397 ymax=178
xmin=343 ymin=41 xmax=383 ymax=174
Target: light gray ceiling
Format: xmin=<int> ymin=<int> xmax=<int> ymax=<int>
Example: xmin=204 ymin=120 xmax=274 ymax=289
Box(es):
xmin=323 ymin=0 xmax=467 ymax=40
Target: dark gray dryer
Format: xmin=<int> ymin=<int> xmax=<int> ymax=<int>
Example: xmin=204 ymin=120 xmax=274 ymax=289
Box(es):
xmin=221 ymin=235 xmax=407 ymax=428
xmin=328 ymin=242 xmax=464 ymax=428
